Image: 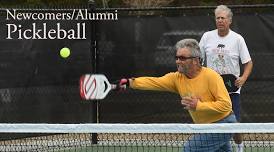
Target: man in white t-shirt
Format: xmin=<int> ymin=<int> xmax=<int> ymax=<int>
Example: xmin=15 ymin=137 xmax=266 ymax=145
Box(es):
xmin=199 ymin=5 xmax=253 ymax=152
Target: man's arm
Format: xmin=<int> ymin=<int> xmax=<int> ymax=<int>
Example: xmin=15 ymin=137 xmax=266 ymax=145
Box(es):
xmin=199 ymin=33 xmax=207 ymax=66
xmin=120 ymin=72 xmax=179 ymax=93
xmin=235 ymin=60 xmax=253 ymax=88
xmin=195 ymin=73 xmax=232 ymax=113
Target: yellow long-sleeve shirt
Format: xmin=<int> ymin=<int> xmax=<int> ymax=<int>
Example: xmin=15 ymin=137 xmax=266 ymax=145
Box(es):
xmin=130 ymin=67 xmax=232 ymax=124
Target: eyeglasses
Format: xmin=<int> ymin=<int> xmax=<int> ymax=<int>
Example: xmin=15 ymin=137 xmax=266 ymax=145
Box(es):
xmin=175 ymin=56 xmax=197 ymax=61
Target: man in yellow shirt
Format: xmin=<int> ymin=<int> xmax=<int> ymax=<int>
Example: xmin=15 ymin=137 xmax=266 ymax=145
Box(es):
xmin=118 ymin=38 xmax=237 ymax=151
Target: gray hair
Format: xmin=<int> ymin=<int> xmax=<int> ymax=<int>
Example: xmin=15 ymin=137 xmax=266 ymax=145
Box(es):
xmin=175 ymin=38 xmax=201 ymax=58
xmin=215 ymin=5 xmax=233 ymax=21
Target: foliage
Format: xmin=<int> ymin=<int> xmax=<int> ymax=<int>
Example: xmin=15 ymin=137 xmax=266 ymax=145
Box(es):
xmin=123 ymin=0 xmax=174 ymax=8
xmin=0 ymin=0 xmax=89 ymax=7
xmin=0 ymin=0 xmax=273 ymax=8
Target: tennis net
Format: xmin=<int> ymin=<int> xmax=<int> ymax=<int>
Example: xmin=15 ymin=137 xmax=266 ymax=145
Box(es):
xmin=0 ymin=123 xmax=274 ymax=152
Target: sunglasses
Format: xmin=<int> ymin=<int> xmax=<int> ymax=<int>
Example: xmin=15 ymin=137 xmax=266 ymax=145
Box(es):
xmin=175 ymin=56 xmax=197 ymax=61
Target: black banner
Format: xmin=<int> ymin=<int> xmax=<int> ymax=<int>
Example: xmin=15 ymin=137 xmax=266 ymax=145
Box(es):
xmin=0 ymin=7 xmax=273 ymax=123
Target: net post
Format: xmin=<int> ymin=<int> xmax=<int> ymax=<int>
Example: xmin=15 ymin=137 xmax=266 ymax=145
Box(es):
xmin=88 ymin=0 xmax=98 ymax=144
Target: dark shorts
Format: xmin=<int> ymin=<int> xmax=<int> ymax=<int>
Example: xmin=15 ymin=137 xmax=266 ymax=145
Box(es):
xmin=230 ymin=93 xmax=240 ymax=122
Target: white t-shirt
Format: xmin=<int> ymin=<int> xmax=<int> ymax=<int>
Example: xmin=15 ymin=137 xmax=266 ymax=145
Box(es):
xmin=199 ymin=29 xmax=251 ymax=93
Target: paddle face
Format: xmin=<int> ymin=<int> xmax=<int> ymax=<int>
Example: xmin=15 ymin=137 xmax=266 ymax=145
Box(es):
xmin=79 ymin=74 xmax=112 ymax=100
xmin=221 ymin=74 xmax=239 ymax=92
